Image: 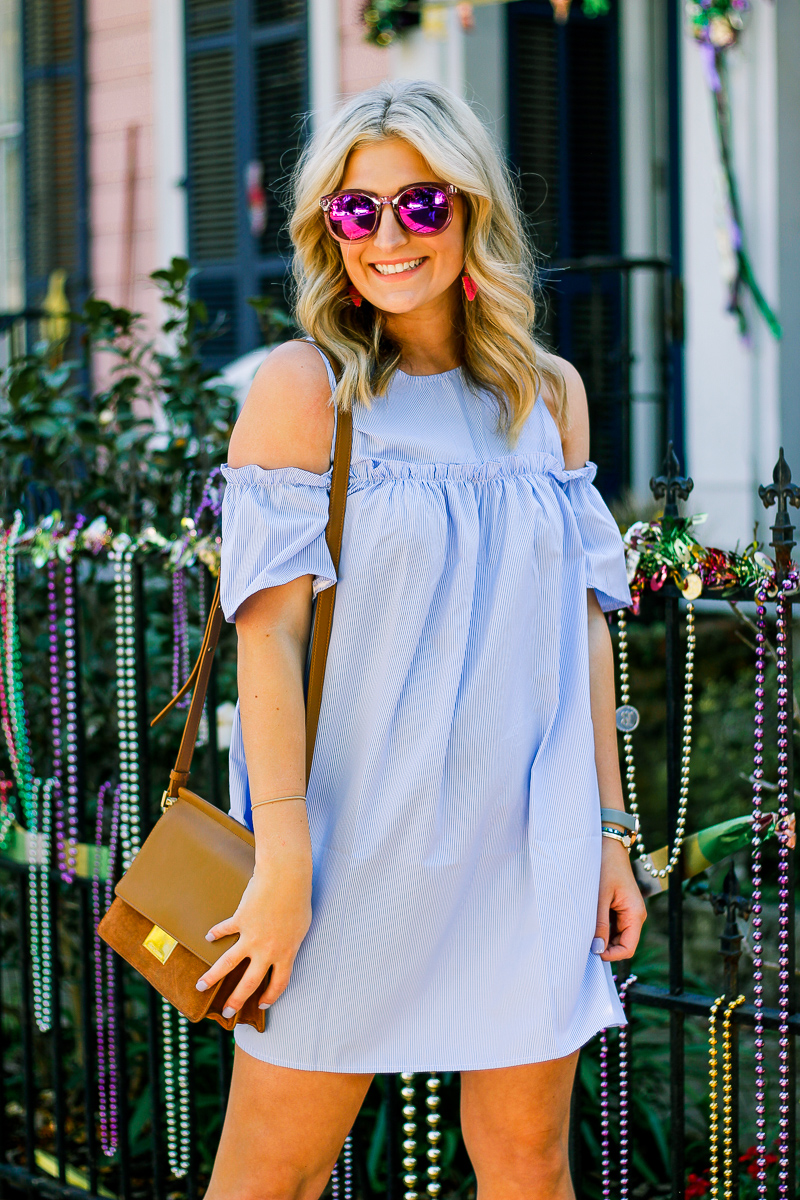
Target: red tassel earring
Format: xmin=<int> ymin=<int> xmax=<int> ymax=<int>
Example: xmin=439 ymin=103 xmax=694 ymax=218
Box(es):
xmin=462 ymin=274 xmax=478 ymax=302
xmin=347 ymin=284 xmax=363 ymax=307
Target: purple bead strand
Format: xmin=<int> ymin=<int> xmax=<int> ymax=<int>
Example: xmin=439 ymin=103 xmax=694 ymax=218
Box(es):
xmin=617 ymin=974 xmax=637 ymax=1200
xmin=598 ymin=1028 xmax=611 ymax=1199
xmin=751 ymin=585 xmax=768 ymax=1197
xmin=92 ymin=780 xmax=121 ymax=1156
xmin=172 ymin=569 xmax=190 ymax=708
xmin=61 ymin=533 xmax=84 ymax=883
xmin=774 ymin=583 xmax=793 ymax=1199
xmin=48 ymin=558 xmax=71 ymax=881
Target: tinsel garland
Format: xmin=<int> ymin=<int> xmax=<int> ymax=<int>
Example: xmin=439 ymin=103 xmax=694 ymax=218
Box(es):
xmin=623 ymin=513 xmax=785 ymax=614
xmin=5 ymin=512 xmax=221 ymax=579
xmin=686 ymin=0 xmax=782 ymax=341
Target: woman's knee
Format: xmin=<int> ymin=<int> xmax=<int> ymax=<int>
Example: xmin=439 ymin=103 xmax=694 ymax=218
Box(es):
xmin=474 ymin=1141 xmax=571 ymax=1198
xmin=204 ymin=1161 xmax=332 ymax=1200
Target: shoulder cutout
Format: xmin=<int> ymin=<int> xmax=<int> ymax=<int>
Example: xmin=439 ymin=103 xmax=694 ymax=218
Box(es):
xmin=227 ymin=340 xmax=336 ymax=473
xmin=541 ymin=355 xmax=590 ymax=471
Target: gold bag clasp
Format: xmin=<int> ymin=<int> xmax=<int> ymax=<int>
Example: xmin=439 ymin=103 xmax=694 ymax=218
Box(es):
xmin=143 ymin=924 xmax=178 ymax=964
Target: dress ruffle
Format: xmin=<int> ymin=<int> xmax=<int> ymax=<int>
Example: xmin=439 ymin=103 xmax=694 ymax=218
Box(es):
xmin=219 ymin=463 xmax=336 ymax=622
xmin=550 ymin=462 xmax=631 ymax=612
xmin=220 ymin=454 xmax=630 ymax=621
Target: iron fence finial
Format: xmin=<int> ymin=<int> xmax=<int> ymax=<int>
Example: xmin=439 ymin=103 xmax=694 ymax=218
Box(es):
xmin=758 ymin=447 xmax=800 ymax=577
xmin=649 ymin=441 xmax=693 ymax=521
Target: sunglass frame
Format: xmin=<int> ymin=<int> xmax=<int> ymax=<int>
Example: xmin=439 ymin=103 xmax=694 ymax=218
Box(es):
xmin=319 ymin=182 xmax=460 ymax=242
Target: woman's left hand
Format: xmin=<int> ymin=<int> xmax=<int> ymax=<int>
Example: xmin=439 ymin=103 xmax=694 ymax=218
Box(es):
xmin=593 ymin=838 xmax=647 ymax=962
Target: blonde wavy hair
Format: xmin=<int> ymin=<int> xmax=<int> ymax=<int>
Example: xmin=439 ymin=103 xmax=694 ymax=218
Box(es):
xmin=289 ymin=79 xmax=567 ymax=444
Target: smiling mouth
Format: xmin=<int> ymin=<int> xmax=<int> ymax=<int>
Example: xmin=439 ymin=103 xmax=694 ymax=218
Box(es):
xmin=370 ymin=257 xmax=426 ymax=276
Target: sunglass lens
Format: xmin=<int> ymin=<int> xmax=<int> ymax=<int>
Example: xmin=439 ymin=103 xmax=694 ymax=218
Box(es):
xmin=327 ymin=193 xmax=377 ymax=240
xmin=397 ymin=186 xmax=451 ymax=234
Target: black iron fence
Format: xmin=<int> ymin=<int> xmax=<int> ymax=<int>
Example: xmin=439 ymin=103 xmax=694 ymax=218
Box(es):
xmin=0 ymin=446 xmax=797 ymax=1200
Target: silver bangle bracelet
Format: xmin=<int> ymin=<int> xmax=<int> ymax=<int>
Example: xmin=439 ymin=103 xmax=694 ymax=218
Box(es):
xmin=601 ymin=825 xmax=635 ymax=850
xmin=250 ymin=794 xmax=307 ymax=809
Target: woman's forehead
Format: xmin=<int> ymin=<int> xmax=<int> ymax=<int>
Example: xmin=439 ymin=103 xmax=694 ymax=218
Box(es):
xmin=340 ymin=139 xmax=436 ymax=191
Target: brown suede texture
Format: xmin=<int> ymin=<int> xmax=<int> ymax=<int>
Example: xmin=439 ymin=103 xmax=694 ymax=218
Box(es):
xmin=98 ymin=897 xmax=267 ymax=1032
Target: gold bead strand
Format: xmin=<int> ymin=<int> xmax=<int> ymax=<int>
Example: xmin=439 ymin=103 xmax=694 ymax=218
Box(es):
xmin=722 ymin=996 xmax=745 ymax=1200
xmin=708 ymin=995 xmax=724 ymax=1200
xmin=400 ymin=1072 xmax=419 ymax=1200
xmin=425 ymin=1074 xmax=442 ymax=1198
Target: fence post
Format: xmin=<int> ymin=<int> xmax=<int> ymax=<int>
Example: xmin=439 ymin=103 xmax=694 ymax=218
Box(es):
xmin=651 ymin=442 xmax=693 ymax=1199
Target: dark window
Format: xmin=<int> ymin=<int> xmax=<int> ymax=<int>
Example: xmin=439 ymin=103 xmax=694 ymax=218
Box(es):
xmin=508 ymin=1 xmax=624 ymax=496
xmin=185 ymin=0 xmax=308 ymax=368
xmin=22 ymin=0 xmax=89 ymax=312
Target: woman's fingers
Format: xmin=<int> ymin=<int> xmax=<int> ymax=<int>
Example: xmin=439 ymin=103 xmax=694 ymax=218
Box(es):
xmin=219 ymin=959 xmax=273 ymax=1016
xmin=205 ymin=916 xmax=240 ymax=942
xmin=196 ymin=943 xmax=247 ymax=993
xmin=258 ymin=962 xmax=294 ymax=1008
xmin=600 ymin=886 xmax=647 ymax=962
xmin=592 ymin=888 xmax=613 ymax=956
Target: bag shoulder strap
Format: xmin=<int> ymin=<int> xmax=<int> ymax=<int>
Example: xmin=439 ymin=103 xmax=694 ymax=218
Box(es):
xmin=153 ymin=407 xmax=354 ymax=801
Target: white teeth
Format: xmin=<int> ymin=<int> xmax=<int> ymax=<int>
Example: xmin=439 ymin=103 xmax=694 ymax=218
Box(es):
xmin=372 ymin=258 xmax=424 ymax=275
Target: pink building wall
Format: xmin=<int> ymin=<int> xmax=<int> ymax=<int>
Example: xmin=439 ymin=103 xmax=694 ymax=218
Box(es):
xmin=339 ymin=0 xmax=390 ymax=96
xmin=85 ymin=0 xmax=389 ymax=338
xmin=87 ymin=0 xmax=161 ymax=331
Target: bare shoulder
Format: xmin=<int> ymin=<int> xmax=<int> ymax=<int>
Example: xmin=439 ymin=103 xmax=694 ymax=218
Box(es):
xmin=539 ymin=354 xmax=590 ymax=471
xmin=227 ymin=340 xmax=336 ymax=473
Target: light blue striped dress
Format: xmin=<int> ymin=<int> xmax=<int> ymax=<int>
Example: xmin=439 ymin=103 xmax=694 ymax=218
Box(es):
xmin=219 ymin=349 xmax=632 ymax=1073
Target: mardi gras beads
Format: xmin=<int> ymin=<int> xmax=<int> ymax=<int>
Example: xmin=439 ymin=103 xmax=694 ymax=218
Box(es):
xmin=615 ymin=605 xmax=696 ymax=877
xmin=597 ymin=974 xmax=637 ymax=1200
xmin=161 ymin=998 xmax=191 ymax=1177
xmin=425 ymin=1074 xmax=442 ymax=1197
xmin=773 ymin=583 xmax=794 ymax=1200
xmin=708 ymin=993 xmax=746 ymax=1200
xmin=400 ymin=1072 xmax=419 ymax=1200
xmin=92 ymin=781 xmax=121 ymax=1156
xmin=750 ymin=584 xmax=769 ymax=1196
xmin=1 ymin=517 xmax=55 ymax=1030
xmin=111 ymin=537 xmax=140 ymax=872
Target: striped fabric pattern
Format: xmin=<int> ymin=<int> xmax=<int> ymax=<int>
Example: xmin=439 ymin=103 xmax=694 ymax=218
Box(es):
xmin=220 ymin=355 xmax=631 ymax=1072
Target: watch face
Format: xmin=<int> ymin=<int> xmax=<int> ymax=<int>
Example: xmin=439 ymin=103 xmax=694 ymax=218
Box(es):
xmin=616 ymin=704 xmax=640 ymax=732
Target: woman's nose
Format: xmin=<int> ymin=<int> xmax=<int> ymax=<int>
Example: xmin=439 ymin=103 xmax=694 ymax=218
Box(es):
xmin=371 ymin=202 xmax=408 ymax=252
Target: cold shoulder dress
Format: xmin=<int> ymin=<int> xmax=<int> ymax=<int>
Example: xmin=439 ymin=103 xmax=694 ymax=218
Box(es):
xmin=219 ymin=350 xmax=632 ymax=1073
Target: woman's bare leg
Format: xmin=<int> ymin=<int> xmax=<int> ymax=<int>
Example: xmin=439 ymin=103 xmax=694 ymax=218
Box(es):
xmin=460 ymin=1051 xmax=579 ymax=1200
xmin=203 ymin=1045 xmax=374 ymax=1200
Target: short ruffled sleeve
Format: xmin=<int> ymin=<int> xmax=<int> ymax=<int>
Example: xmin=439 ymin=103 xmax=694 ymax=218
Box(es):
xmin=219 ymin=464 xmax=336 ymax=622
xmin=551 ymin=461 xmax=632 ymax=613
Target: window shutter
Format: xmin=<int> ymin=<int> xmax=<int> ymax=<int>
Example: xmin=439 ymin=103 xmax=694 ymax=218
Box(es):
xmin=508 ymin=1 xmax=623 ymax=495
xmin=254 ymin=36 xmax=306 ymax=258
xmin=23 ymin=0 xmax=87 ymax=309
xmin=186 ymin=47 xmax=237 ymax=262
xmin=511 ymin=21 xmax=559 ymax=259
xmin=185 ymin=0 xmax=308 ymax=365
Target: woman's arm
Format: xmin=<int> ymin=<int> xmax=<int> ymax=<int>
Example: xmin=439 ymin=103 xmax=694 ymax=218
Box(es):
xmin=545 ymin=357 xmax=646 ymax=963
xmin=587 ymin=594 xmax=647 ymax=961
xmin=194 ymin=342 xmax=335 ymax=1015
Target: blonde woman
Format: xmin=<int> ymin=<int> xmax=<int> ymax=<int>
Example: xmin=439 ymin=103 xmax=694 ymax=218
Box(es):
xmin=200 ymin=79 xmax=646 ymax=1200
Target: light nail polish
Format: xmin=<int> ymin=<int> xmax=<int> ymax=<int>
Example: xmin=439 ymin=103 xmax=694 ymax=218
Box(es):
xmin=205 ymin=931 xmax=215 ymax=942
xmin=591 ymin=937 xmax=605 ymax=954
xmin=196 ymin=980 xmax=209 ymax=992
xmin=222 ymin=1005 xmax=236 ymax=1018
xmin=259 ymin=1002 xmax=270 ymax=1010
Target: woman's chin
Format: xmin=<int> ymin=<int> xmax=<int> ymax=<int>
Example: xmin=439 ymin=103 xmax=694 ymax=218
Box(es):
xmin=361 ymin=286 xmax=439 ymax=315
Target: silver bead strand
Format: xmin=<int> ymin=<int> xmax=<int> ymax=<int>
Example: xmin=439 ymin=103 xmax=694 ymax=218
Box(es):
xmin=161 ymin=997 xmax=191 ymax=1177
xmin=425 ymin=1074 xmax=442 ymax=1198
xmin=112 ymin=538 xmax=140 ymax=873
xmin=400 ymin=1072 xmax=419 ymax=1200
xmin=616 ymin=604 xmax=696 ymax=878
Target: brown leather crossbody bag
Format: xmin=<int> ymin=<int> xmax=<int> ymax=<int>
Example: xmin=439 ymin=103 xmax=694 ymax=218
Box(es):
xmin=98 ymin=410 xmax=353 ymax=1032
